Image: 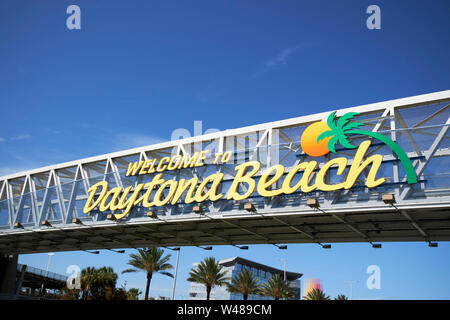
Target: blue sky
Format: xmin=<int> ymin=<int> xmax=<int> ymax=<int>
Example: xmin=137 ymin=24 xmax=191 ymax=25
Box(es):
xmin=1 ymin=0 xmax=450 ymax=299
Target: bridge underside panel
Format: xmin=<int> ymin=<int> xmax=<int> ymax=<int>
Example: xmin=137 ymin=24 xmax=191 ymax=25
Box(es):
xmin=1 ymin=207 xmax=449 ymax=254
xmin=1 ymin=91 xmax=450 ymax=254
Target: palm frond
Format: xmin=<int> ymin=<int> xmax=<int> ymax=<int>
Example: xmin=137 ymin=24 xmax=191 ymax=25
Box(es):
xmin=158 ymin=263 xmax=174 ymax=271
xmin=327 ymin=135 xmax=339 ymax=153
xmin=317 ymin=130 xmax=334 ymax=143
xmin=121 ymin=268 xmax=138 ymax=274
xmin=338 ymin=135 xmax=357 ymax=149
xmin=336 ymin=112 xmax=359 ymax=129
xmin=342 ymin=121 xmax=364 ymax=131
xmin=326 ymin=111 xmax=338 ymax=130
xmin=158 ymin=271 xmax=174 ymax=278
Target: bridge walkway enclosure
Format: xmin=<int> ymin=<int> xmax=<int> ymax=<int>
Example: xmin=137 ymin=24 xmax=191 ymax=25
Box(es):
xmin=0 ymin=90 xmax=449 ymax=254
xmin=15 ymin=263 xmax=68 ymax=291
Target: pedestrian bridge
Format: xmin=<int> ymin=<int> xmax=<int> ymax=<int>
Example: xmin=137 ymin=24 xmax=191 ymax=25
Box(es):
xmin=0 ymin=90 xmax=449 ymax=254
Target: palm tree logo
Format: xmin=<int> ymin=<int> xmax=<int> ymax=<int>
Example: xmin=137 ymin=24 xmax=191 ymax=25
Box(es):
xmin=300 ymin=111 xmax=417 ymax=184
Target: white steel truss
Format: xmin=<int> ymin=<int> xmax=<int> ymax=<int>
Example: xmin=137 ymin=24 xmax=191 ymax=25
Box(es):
xmin=0 ymin=90 xmax=450 ymax=254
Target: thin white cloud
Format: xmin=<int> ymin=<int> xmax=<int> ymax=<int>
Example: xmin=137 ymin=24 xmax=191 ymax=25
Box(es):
xmin=0 ymin=166 xmax=35 ymax=177
xmin=0 ymin=134 xmax=32 ymax=143
xmin=9 ymin=134 xmax=32 ymax=141
xmin=262 ymin=46 xmax=299 ymax=73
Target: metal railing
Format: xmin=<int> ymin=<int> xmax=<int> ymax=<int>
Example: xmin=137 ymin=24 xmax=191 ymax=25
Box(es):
xmin=0 ymin=293 xmax=45 ymax=300
xmin=17 ymin=264 xmax=68 ymax=282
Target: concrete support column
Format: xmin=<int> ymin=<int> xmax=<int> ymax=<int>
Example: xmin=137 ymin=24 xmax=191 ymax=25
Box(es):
xmin=15 ymin=264 xmax=27 ymax=295
xmin=0 ymin=254 xmax=18 ymax=295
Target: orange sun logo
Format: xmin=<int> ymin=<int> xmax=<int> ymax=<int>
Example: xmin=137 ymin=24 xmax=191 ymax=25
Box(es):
xmin=300 ymin=121 xmax=333 ymax=157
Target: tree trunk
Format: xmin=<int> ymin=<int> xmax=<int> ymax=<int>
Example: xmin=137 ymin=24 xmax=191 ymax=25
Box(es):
xmin=348 ymin=130 xmax=417 ymax=183
xmin=82 ymin=286 xmax=89 ymax=300
xmin=243 ymin=293 xmax=248 ymax=300
xmin=105 ymin=287 xmax=113 ymax=300
xmin=206 ymin=286 xmax=211 ymax=300
xmin=145 ymin=273 xmax=153 ymax=300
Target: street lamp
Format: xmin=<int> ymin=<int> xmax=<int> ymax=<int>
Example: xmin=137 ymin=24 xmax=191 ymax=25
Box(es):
xmin=306 ymin=197 xmax=320 ymax=208
xmin=169 ymin=247 xmax=181 ymax=300
xmin=45 ymin=253 xmax=55 ymax=277
xmin=40 ymin=253 xmax=55 ymax=294
xmin=345 ymin=280 xmax=359 ymax=300
xmin=233 ymin=245 xmax=249 ymax=250
xmin=278 ymin=258 xmax=287 ymax=281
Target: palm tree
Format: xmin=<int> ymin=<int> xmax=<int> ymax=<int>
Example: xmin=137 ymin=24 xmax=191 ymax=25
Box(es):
xmin=187 ymin=257 xmax=229 ymax=300
xmin=317 ymin=111 xmax=417 ymax=184
xmin=126 ymin=288 xmax=142 ymax=300
xmin=303 ymin=288 xmax=331 ymax=300
xmin=122 ymin=247 xmax=174 ymax=300
xmin=259 ymin=274 xmax=295 ymax=300
xmin=80 ymin=266 xmax=98 ymax=300
xmin=335 ymin=294 xmax=349 ymax=300
xmin=94 ymin=266 xmax=118 ymax=300
xmin=80 ymin=266 xmax=119 ymax=300
xmin=227 ymin=268 xmax=261 ymax=300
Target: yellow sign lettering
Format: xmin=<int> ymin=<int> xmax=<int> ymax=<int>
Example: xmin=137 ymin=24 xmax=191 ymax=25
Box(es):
xmin=226 ymin=161 xmax=261 ymax=201
xmin=257 ymin=165 xmax=284 ymax=197
xmin=85 ymin=141 xmax=392 ymax=220
xmin=344 ymin=140 xmax=385 ymax=189
xmin=83 ymin=181 xmax=109 ymax=213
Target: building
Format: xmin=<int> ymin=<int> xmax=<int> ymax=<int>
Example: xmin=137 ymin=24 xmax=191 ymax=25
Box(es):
xmin=189 ymin=256 xmax=302 ymax=300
